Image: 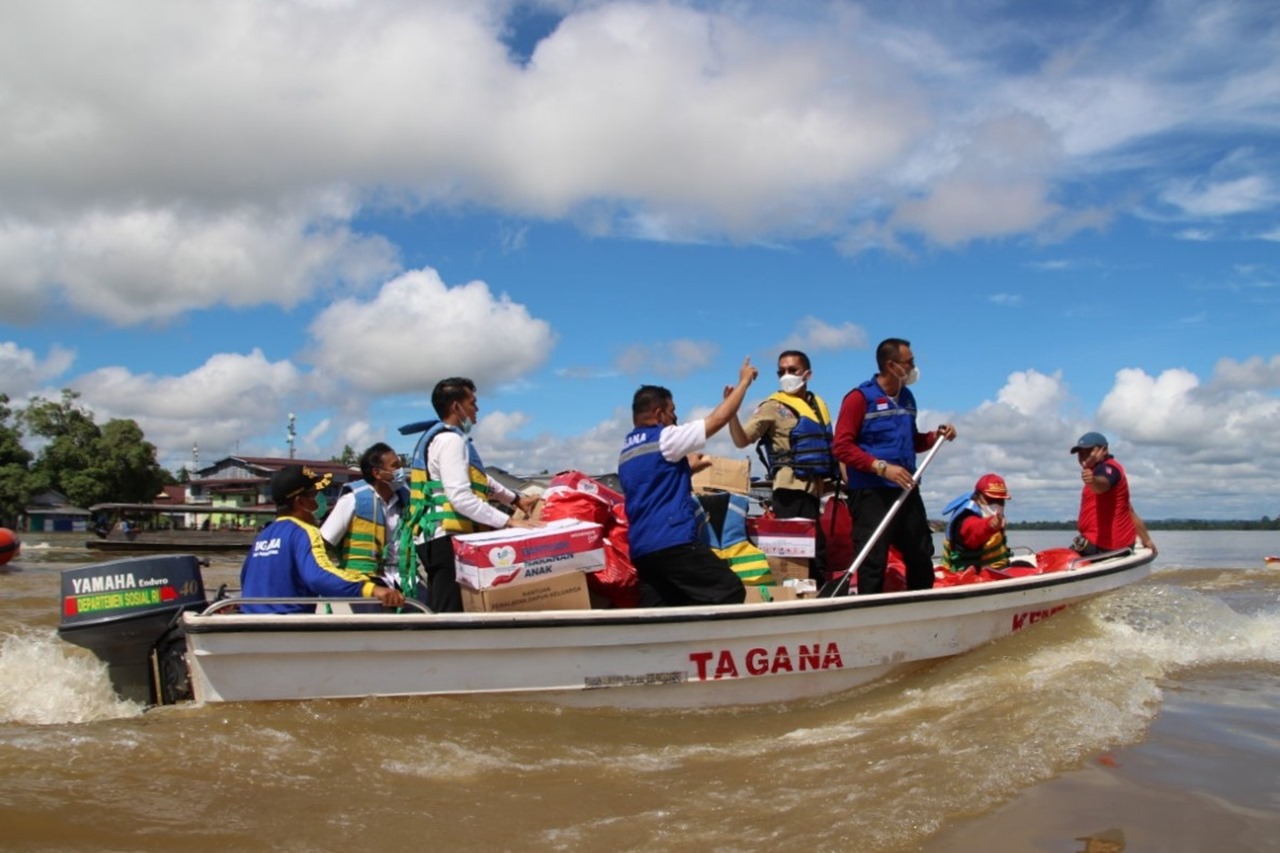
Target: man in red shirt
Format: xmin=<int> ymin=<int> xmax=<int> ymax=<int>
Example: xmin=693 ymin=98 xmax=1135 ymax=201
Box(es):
xmin=1071 ymin=432 xmax=1157 ymax=556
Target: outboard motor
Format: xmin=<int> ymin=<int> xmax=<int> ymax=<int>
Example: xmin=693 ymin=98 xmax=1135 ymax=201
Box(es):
xmin=58 ymin=555 xmax=208 ymax=705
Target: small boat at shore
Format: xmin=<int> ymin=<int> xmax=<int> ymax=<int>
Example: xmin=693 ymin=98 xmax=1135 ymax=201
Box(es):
xmin=84 ymin=502 xmax=274 ymax=553
xmin=1266 ymin=555 xmax=1280 ymax=565
xmin=57 ymin=546 xmax=1155 ymax=709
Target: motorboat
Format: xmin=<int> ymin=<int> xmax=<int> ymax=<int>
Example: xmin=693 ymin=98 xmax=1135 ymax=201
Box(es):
xmin=57 ymin=545 xmax=1154 ymax=709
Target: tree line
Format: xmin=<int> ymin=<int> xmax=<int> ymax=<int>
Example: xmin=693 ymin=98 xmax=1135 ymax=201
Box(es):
xmin=0 ymin=390 xmax=170 ymax=527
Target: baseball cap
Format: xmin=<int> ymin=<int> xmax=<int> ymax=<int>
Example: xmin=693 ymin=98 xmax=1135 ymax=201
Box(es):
xmin=974 ymin=473 xmax=1010 ymax=502
xmin=1069 ymin=432 xmax=1108 ymax=454
xmin=271 ymin=465 xmax=332 ymax=504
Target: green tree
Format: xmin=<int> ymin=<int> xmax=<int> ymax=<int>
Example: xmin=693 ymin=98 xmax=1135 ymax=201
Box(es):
xmin=22 ymin=390 xmax=165 ymax=508
xmin=0 ymin=394 xmax=34 ymax=525
xmin=93 ymin=419 xmax=166 ymax=504
xmin=332 ymin=444 xmax=357 ymax=466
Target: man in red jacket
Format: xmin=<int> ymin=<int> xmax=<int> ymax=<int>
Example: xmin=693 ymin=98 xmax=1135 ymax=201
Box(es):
xmin=1071 ymin=432 xmax=1157 ymax=556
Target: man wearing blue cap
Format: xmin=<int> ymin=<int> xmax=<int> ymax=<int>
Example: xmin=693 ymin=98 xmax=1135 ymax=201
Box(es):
xmin=1070 ymin=432 xmax=1156 ymax=557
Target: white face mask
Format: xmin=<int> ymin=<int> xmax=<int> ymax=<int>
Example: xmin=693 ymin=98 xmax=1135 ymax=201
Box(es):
xmin=779 ymin=373 xmax=806 ymax=394
xmin=459 ymin=417 xmax=474 ymax=435
xmin=903 ymin=366 xmax=920 ymax=386
xmin=983 ymin=501 xmax=1004 ymax=518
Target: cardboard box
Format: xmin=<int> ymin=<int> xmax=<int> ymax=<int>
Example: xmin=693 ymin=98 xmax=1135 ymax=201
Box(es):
xmin=460 ymin=570 xmax=591 ymax=613
xmin=691 ymin=455 xmax=751 ymax=495
xmin=753 ymin=517 xmax=816 ymax=557
xmin=767 ymin=555 xmax=811 ymax=583
xmin=453 ymin=518 xmax=605 ymax=590
xmin=743 ymin=585 xmax=799 ymax=604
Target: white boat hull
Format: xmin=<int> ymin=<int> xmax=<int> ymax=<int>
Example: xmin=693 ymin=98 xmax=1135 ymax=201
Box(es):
xmin=181 ymin=549 xmax=1154 ymax=708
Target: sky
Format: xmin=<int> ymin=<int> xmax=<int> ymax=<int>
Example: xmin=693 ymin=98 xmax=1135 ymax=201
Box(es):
xmin=2 ymin=0 xmax=1278 ymax=522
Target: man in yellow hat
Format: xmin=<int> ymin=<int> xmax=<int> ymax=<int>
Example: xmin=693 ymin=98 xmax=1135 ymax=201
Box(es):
xmin=240 ymin=465 xmax=406 ymax=614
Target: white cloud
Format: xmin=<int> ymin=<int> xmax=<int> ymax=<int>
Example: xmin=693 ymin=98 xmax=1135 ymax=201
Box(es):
xmin=0 ymin=202 xmax=399 ymax=325
xmin=307 ymin=267 xmax=556 ymax=395
xmin=776 ymin=317 xmax=868 ymax=355
xmin=1160 ymin=175 xmax=1276 ymax=218
xmin=615 ymin=339 xmax=718 ymax=378
xmin=67 ymin=349 xmax=303 ymax=464
xmin=0 ymin=0 xmax=1274 ymax=326
xmin=0 ymin=342 xmax=75 ymax=399
xmin=996 ymin=369 xmax=1069 ymax=417
xmin=1211 ymin=354 xmax=1280 ymax=389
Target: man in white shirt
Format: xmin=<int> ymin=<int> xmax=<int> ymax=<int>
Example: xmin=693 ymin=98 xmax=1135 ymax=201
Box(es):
xmin=321 ymin=442 xmax=407 ymax=590
xmin=402 ymin=378 xmax=541 ymax=613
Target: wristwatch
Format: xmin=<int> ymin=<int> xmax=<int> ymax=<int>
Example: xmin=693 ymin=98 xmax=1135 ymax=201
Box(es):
xmin=874 ymin=460 xmax=887 ymax=476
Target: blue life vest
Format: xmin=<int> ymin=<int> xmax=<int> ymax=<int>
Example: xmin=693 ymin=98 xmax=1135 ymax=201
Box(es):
xmin=618 ymin=424 xmax=700 ymax=559
xmin=843 ymin=376 xmax=919 ymax=490
xmin=760 ymin=392 xmax=837 ymax=481
xmin=941 ymin=495 xmax=1011 ymax=570
xmin=697 ymin=491 xmax=772 ymax=585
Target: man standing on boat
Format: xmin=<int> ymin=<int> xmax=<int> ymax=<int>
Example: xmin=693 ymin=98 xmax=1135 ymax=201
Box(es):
xmin=726 ymin=349 xmax=838 ymax=582
xmin=619 ymin=357 xmax=757 ymax=607
xmin=401 ymin=377 xmax=542 ymax=613
xmin=240 ymin=465 xmax=405 ymax=614
xmin=833 ymin=338 xmax=956 ymax=594
xmin=321 ymin=442 xmax=408 ymax=590
xmin=1070 ymin=432 xmax=1157 ymax=556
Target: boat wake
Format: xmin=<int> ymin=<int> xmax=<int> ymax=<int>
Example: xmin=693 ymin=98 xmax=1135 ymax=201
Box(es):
xmin=0 ymin=630 xmax=143 ymax=724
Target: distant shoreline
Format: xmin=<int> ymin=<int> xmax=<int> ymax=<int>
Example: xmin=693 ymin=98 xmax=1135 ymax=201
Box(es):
xmin=1003 ymin=520 xmax=1280 ymax=531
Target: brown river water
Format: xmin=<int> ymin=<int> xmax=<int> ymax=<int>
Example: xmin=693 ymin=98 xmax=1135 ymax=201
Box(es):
xmin=2 ymin=531 xmax=1278 ymax=852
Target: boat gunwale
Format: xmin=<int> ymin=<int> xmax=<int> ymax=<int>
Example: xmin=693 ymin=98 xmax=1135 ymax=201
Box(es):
xmin=181 ymin=549 xmax=1154 ymax=635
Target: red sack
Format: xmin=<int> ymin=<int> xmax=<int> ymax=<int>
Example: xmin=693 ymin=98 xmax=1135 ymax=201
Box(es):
xmin=820 ymin=496 xmax=853 ymax=583
xmin=540 ymin=472 xmax=639 ymax=609
xmin=1035 ymin=547 xmax=1078 ymax=573
xmin=820 ymin=497 xmax=908 ymax=591
xmin=934 ymin=566 xmax=983 ymax=587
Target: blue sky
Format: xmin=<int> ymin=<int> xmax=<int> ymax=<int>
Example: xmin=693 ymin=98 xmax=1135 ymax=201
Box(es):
xmin=1 ymin=0 xmax=1278 ymax=521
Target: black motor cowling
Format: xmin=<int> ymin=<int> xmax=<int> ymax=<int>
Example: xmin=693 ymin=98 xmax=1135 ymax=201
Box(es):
xmin=58 ymin=555 xmax=208 ymax=705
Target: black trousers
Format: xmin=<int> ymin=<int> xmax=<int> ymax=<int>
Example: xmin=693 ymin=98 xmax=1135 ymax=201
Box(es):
xmin=771 ymin=487 xmax=826 ymax=582
xmin=416 ymin=537 xmax=463 ymax=613
xmin=847 ymin=487 xmax=935 ymax=594
xmin=633 ymin=543 xmax=746 ymax=607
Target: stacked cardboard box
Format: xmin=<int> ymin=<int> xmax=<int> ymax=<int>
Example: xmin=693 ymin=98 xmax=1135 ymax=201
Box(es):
xmin=691 ymin=455 xmax=751 ymax=495
xmin=452 ymin=519 xmax=604 ymax=613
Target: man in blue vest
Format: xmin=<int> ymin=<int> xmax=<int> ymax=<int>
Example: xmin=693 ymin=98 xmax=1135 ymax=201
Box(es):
xmin=833 ymin=338 xmax=956 ymax=594
xmin=726 ymin=349 xmax=837 ymax=581
xmin=618 ymin=357 xmax=758 ymax=607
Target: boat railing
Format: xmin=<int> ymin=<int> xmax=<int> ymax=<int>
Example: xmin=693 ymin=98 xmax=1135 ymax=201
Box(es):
xmin=1067 ymin=546 xmax=1135 ymax=571
xmin=199 ymin=597 xmax=433 ymax=616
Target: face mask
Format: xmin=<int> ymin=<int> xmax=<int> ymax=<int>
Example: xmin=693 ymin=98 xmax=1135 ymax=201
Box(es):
xmin=313 ymin=491 xmax=328 ymax=518
xmin=459 ymin=417 xmax=474 ymax=435
xmin=902 ymin=366 xmax=920 ymax=386
xmin=388 ymin=467 xmax=406 ymax=487
xmin=982 ymin=501 xmax=1003 ymax=518
xmin=779 ymin=373 xmax=806 ymax=394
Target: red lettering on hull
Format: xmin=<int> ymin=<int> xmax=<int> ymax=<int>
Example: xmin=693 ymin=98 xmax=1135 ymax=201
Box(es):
xmin=1012 ymin=604 xmax=1068 ymax=631
xmin=689 ymin=642 xmax=843 ymax=681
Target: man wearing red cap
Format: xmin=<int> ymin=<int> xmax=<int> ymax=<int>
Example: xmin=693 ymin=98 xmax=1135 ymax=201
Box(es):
xmin=1071 ymin=432 xmax=1156 ymax=556
xmin=941 ymin=473 xmax=1012 ymax=571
